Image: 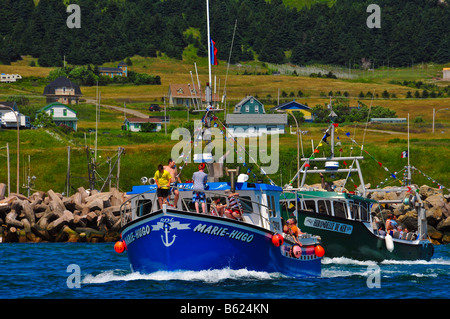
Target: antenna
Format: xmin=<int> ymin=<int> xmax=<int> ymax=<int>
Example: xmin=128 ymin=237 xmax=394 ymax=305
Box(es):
xmin=407 ymin=113 xmax=411 ymax=185
xmin=223 ymin=19 xmax=237 ymax=107
xmin=206 ymin=0 xmax=212 ymax=89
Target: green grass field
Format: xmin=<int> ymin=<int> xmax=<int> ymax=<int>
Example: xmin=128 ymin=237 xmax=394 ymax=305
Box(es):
xmin=0 ymin=55 xmax=449 ymax=195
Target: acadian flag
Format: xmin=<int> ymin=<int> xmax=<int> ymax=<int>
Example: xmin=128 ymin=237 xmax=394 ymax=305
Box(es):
xmin=210 ymin=39 xmax=218 ymax=65
xmin=401 ymin=151 xmax=408 ymax=158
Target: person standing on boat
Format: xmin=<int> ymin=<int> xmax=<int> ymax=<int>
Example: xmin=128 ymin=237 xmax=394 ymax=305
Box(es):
xmin=192 ymin=163 xmax=208 ymax=214
xmin=164 ymin=158 xmax=181 ymax=208
xmin=319 ymin=172 xmax=333 ymax=192
xmin=154 ymin=164 xmax=171 ymax=209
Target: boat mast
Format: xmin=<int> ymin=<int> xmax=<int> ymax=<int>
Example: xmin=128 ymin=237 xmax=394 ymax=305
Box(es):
xmin=206 ymin=0 xmax=212 ymax=102
xmin=407 ymin=113 xmax=411 ymax=185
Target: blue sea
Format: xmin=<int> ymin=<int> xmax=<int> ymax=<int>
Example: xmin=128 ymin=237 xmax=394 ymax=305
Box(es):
xmin=1 ymin=243 xmax=448 ymax=306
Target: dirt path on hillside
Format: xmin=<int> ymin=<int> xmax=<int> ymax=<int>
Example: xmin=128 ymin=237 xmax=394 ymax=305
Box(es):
xmin=84 ymin=99 xmax=148 ymax=118
xmin=365 ymin=129 xmax=405 ymax=135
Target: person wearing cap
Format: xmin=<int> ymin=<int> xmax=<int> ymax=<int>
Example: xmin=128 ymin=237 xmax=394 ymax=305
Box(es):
xmin=192 ymin=163 xmax=208 ymax=214
xmin=224 ymin=190 xmax=243 ymax=220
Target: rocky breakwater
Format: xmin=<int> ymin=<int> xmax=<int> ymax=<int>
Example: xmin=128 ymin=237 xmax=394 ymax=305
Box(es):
xmin=370 ymin=185 xmax=450 ymax=245
xmin=0 ymin=186 xmax=130 ymax=243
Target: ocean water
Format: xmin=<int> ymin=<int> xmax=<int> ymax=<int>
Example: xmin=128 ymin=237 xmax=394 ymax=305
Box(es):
xmin=0 ymin=243 xmax=449 ymax=301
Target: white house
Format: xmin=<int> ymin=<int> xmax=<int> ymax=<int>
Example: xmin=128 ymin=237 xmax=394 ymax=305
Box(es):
xmin=225 ymin=96 xmax=287 ymax=137
xmin=0 ymin=74 xmax=22 ymax=83
xmin=123 ymin=117 xmax=165 ymax=132
xmin=36 ymin=102 xmax=78 ymax=131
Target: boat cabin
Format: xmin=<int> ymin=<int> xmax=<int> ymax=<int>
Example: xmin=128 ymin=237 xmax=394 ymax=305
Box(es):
xmin=281 ymin=191 xmax=376 ymax=229
xmin=125 ymin=181 xmax=285 ymax=233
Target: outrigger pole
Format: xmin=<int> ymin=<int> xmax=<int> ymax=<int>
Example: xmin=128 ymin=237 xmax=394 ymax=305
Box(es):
xmin=206 ymin=0 xmax=212 ymax=92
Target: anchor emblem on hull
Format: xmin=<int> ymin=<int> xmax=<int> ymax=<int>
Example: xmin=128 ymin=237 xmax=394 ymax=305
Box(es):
xmin=152 ymin=220 xmax=191 ymax=248
xmin=161 ymin=222 xmax=176 ymax=247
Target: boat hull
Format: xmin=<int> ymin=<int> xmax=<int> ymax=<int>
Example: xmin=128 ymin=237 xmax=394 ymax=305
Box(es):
xmin=121 ymin=209 xmax=321 ymax=278
xmin=297 ymin=210 xmax=434 ymax=262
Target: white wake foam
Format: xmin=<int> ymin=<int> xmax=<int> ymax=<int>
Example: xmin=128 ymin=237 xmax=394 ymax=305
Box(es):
xmin=322 ymin=257 xmax=378 ymax=266
xmin=82 ymin=268 xmax=284 ymax=284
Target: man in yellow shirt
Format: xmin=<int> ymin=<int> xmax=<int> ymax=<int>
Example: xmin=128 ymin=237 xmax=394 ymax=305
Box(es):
xmin=154 ymin=164 xmax=171 ymax=208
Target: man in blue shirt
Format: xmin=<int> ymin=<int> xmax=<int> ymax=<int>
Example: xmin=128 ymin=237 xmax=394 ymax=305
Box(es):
xmin=192 ymin=163 xmax=208 ymax=214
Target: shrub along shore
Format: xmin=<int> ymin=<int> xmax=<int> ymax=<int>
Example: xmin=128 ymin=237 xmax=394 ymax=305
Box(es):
xmin=0 ymin=184 xmax=129 ymax=243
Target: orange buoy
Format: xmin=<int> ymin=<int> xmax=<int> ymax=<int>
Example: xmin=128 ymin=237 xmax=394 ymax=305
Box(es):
xmin=114 ymin=240 xmax=126 ymax=253
xmin=314 ymin=245 xmax=325 ymax=257
xmin=271 ymin=234 xmax=284 ymax=247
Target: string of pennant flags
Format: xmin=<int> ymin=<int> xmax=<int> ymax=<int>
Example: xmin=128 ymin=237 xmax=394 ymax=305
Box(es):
xmin=176 ymin=110 xmax=277 ymax=186
xmin=408 ymin=166 xmax=448 ymax=191
xmin=288 ymin=121 xmax=405 ymax=189
xmin=177 ymin=113 xmax=447 ymax=192
xmin=211 ymin=114 xmax=277 ymax=186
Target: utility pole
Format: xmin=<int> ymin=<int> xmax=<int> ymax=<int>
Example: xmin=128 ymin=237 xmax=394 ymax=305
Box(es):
xmin=66 ymin=146 xmax=71 ymax=196
xmin=6 ymin=143 xmax=10 ymax=196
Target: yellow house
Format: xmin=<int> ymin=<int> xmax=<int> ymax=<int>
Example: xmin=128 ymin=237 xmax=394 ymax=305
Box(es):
xmin=270 ymin=100 xmax=314 ymax=122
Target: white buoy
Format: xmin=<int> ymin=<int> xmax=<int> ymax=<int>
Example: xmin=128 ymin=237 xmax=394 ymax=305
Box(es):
xmin=385 ymin=234 xmax=394 ymax=252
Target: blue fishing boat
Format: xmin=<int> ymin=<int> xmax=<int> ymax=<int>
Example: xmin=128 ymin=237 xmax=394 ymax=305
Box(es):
xmin=117 ymin=177 xmax=323 ymax=278
xmin=114 ymin=0 xmax=323 ymax=277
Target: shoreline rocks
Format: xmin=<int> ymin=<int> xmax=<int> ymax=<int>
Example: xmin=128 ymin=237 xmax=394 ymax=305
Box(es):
xmin=370 ymin=184 xmax=450 ymax=245
xmin=0 ymin=186 xmax=130 ymax=243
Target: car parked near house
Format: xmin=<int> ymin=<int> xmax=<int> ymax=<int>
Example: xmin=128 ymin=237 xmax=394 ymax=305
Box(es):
xmin=148 ymin=104 xmax=161 ymax=112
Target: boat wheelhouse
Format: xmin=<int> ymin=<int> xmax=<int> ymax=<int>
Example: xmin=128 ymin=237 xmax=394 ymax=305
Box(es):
xmin=282 ymin=107 xmax=434 ymax=262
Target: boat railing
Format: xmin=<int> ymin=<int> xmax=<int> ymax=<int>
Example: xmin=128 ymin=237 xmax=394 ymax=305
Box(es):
xmin=120 ymin=186 xmax=273 ymax=227
xmin=119 ymin=188 xmax=158 ymax=227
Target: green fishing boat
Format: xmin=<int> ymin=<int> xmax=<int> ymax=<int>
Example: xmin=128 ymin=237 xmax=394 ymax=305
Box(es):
xmin=281 ymin=109 xmax=433 ymax=261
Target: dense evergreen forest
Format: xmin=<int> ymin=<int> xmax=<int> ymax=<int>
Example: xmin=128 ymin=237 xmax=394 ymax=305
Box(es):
xmin=0 ymin=0 xmax=449 ymax=67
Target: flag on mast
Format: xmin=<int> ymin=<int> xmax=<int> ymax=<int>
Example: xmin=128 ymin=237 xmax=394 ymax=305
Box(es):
xmin=210 ymin=39 xmax=218 ymax=65
xmin=401 ymin=151 xmax=408 ymax=158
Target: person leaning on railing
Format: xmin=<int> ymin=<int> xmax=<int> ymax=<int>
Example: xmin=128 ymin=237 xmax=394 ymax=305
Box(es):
xmin=224 ymin=190 xmax=243 ymax=221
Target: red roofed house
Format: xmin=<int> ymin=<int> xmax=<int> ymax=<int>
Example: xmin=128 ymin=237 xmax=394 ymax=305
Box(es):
xmin=168 ymin=83 xmax=219 ymax=107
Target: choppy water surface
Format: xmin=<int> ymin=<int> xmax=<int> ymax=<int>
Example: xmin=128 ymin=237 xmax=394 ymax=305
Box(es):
xmin=0 ymin=243 xmax=448 ymax=299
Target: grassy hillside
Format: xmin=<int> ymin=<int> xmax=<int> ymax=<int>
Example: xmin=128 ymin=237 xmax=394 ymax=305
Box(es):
xmin=0 ymin=55 xmax=449 ymax=195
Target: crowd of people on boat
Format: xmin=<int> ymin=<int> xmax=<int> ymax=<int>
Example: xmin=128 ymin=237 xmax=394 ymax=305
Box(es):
xmin=153 ymin=160 xmax=244 ymax=221
xmin=372 ymin=213 xmax=418 ymax=241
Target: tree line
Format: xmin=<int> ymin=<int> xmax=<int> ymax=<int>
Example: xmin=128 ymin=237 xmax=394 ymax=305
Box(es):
xmin=0 ymin=0 xmax=449 ymax=67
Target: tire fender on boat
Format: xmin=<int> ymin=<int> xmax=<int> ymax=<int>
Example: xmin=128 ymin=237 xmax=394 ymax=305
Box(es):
xmin=385 ymin=234 xmax=394 ymax=252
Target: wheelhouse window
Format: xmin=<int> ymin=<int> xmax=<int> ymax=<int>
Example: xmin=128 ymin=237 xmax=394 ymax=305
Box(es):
xmin=333 ymin=201 xmax=347 ymax=219
xmin=302 ymin=200 xmax=316 ymax=212
xmin=349 ymin=202 xmax=358 ymax=220
xmin=239 ymin=196 xmax=253 ymax=214
xmin=318 ymin=200 xmax=332 ymax=215
xmin=359 ymin=202 xmax=370 ymax=222
xmin=137 ymin=199 xmax=152 ymax=217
